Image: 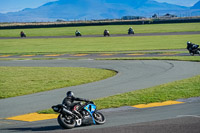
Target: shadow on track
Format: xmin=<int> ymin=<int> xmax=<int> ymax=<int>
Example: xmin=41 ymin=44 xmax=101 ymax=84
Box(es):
xmin=3 ymin=125 xmax=62 ymax=132
xmin=3 ymin=123 xmax=94 ymax=132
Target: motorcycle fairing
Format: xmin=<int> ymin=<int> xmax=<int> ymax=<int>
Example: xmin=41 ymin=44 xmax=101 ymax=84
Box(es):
xmin=84 ymin=104 xmax=96 ymax=124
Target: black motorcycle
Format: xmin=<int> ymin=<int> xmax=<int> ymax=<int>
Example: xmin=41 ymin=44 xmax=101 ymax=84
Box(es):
xmin=75 ymin=32 xmax=82 ymax=36
xmin=187 ymin=42 xmax=200 ymax=56
xmin=52 ymin=101 xmax=106 ymax=129
xmin=20 ymin=31 xmax=26 ymax=37
xmin=104 ymin=30 xmax=110 ymax=36
xmin=128 ymin=29 xmax=134 ymax=35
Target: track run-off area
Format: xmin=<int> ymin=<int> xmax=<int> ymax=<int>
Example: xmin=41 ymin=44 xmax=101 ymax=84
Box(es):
xmin=0 ymin=59 xmax=200 ymax=133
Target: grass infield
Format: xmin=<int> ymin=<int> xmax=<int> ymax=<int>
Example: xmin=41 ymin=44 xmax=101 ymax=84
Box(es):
xmin=0 ymin=67 xmax=116 ymax=99
xmin=0 ymin=34 xmax=200 ymax=55
xmin=0 ymin=23 xmax=200 ymax=37
xmin=100 ymin=56 xmax=200 ymax=62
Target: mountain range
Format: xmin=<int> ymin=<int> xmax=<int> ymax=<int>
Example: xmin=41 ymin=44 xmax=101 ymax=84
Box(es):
xmin=0 ymin=0 xmax=200 ymax=22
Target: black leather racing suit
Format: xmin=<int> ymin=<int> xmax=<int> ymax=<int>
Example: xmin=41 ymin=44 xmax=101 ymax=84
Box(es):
xmin=62 ymin=96 xmax=89 ymax=110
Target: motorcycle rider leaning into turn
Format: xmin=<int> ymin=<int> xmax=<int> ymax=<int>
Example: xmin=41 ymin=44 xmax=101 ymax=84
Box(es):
xmin=62 ymin=91 xmax=91 ymax=116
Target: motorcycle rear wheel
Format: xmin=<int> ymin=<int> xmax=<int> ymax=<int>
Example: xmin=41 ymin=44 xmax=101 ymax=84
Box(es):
xmin=57 ymin=114 xmax=76 ymax=129
xmin=190 ymin=52 xmax=194 ymax=56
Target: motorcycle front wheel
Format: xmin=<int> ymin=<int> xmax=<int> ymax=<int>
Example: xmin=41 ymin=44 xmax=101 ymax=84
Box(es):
xmin=93 ymin=112 xmax=106 ymax=124
xmin=198 ymin=50 xmax=200 ymax=55
xmin=57 ymin=114 xmax=76 ymax=129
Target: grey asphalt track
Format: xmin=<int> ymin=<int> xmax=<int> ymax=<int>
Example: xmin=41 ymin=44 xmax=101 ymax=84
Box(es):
xmin=0 ymin=60 xmax=200 ymax=118
xmin=0 ymin=51 xmax=190 ymax=59
xmin=0 ymin=59 xmax=200 ymax=133
xmin=1 ymin=102 xmax=200 ymax=133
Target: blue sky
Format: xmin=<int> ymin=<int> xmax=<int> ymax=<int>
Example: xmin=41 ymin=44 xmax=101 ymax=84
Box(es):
xmin=0 ymin=0 xmax=199 ymax=13
xmin=0 ymin=0 xmax=58 ymax=13
xmin=155 ymin=0 xmax=199 ymax=7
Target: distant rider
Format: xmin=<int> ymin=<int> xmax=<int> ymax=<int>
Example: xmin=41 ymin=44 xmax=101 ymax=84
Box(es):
xmin=104 ymin=29 xmax=109 ymax=34
xmin=75 ymin=30 xmax=81 ymax=36
xmin=104 ymin=29 xmax=110 ymax=36
xmin=187 ymin=41 xmax=199 ymax=51
xmin=128 ymin=27 xmax=133 ymax=32
xmin=20 ymin=31 xmax=26 ymax=37
xmin=128 ymin=27 xmax=134 ymax=34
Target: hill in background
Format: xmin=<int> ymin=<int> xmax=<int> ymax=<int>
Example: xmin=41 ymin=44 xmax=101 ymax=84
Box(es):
xmin=0 ymin=0 xmax=200 ymax=22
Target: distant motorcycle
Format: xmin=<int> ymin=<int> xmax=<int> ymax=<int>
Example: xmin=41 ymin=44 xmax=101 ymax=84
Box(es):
xmin=20 ymin=31 xmax=26 ymax=37
xmin=128 ymin=29 xmax=134 ymax=35
xmin=75 ymin=31 xmax=82 ymax=36
xmin=104 ymin=30 xmax=110 ymax=36
xmin=52 ymin=101 xmax=106 ymax=129
xmin=186 ymin=41 xmax=200 ymax=56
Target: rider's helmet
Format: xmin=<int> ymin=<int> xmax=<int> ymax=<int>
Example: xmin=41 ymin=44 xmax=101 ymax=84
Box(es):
xmin=187 ymin=41 xmax=191 ymax=45
xmin=66 ymin=91 xmax=74 ymax=97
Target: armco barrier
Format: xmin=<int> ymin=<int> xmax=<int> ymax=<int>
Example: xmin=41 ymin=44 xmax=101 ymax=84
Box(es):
xmin=0 ymin=17 xmax=200 ymax=29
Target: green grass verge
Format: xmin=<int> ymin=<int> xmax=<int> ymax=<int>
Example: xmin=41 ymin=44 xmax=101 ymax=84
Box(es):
xmin=94 ymin=75 xmax=200 ymax=109
xmin=0 ymin=23 xmax=200 ymax=37
xmin=99 ymin=56 xmax=200 ymax=62
xmin=38 ymin=74 xmax=200 ymax=114
xmin=0 ymin=67 xmax=116 ymax=99
xmin=0 ymin=34 xmax=199 ymax=55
